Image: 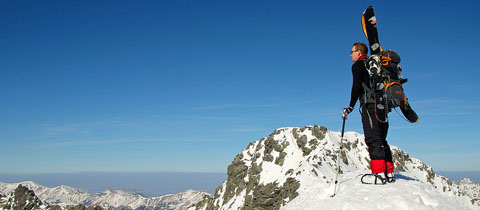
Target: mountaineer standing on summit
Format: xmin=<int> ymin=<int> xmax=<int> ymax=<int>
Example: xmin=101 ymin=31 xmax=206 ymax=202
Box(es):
xmin=342 ymin=42 xmax=395 ymax=185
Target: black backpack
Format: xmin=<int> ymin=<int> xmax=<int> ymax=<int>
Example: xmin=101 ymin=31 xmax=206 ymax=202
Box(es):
xmin=363 ymin=50 xmax=408 ymax=109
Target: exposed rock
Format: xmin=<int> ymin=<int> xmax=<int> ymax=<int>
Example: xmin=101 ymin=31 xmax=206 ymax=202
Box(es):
xmin=191 ymin=125 xmax=480 ymax=210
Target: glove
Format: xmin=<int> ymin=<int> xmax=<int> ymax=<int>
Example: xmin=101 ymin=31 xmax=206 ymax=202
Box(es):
xmin=342 ymin=106 xmax=354 ymax=119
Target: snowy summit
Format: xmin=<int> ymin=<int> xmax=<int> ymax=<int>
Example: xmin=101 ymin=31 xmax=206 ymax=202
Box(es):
xmin=191 ymin=125 xmax=480 ymax=210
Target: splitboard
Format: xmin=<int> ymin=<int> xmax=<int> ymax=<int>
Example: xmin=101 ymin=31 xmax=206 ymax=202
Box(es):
xmin=361 ymin=6 xmax=383 ymax=55
xmin=401 ymin=102 xmax=420 ymax=123
xmin=361 ymin=6 xmax=420 ymax=123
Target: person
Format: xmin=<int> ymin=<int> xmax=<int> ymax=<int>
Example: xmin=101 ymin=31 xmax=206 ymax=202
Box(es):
xmin=342 ymin=42 xmax=395 ymax=184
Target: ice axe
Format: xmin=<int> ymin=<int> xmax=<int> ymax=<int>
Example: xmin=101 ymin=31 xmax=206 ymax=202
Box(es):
xmin=331 ymin=115 xmax=346 ymax=197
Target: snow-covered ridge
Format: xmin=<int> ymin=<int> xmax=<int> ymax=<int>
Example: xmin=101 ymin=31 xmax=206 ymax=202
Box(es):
xmin=0 ymin=181 xmax=207 ymax=210
xmin=191 ymin=125 xmax=480 ymax=210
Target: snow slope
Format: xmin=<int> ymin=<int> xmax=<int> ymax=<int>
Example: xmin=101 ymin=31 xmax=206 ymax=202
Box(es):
xmin=192 ymin=125 xmax=480 ymax=210
xmin=283 ymin=170 xmax=476 ymax=210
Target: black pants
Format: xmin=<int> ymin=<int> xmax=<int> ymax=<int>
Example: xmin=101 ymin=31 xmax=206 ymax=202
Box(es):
xmin=361 ymin=103 xmax=393 ymax=162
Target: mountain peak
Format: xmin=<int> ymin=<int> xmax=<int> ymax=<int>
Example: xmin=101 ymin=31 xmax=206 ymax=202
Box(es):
xmin=192 ymin=125 xmax=480 ymax=210
xmin=0 ymin=184 xmax=45 ymax=210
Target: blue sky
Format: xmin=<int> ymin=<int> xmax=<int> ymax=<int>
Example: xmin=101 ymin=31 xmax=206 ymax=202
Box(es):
xmin=1 ymin=0 xmax=479 ymax=176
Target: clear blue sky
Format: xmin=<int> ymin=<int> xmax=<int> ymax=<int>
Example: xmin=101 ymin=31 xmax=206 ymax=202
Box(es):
xmin=1 ymin=0 xmax=479 ymax=175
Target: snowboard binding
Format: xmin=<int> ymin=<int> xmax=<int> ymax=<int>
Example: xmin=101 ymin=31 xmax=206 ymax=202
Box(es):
xmin=366 ymin=54 xmax=382 ymax=78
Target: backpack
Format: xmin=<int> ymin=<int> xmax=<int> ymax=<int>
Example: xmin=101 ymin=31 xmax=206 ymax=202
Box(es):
xmin=362 ymin=50 xmax=409 ymax=110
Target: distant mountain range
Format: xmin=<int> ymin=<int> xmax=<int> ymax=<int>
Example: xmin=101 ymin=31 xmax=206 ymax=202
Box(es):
xmin=0 ymin=181 xmax=207 ymax=210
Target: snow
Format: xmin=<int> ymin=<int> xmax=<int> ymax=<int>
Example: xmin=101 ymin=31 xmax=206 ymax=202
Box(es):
xmin=0 ymin=181 xmax=207 ymax=210
xmin=224 ymin=189 xmax=246 ymax=210
xmin=197 ymin=126 xmax=480 ymax=210
xmin=282 ymin=170 xmax=477 ymax=210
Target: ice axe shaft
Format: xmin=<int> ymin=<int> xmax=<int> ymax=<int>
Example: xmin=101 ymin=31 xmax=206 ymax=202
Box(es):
xmin=331 ymin=116 xmax=346 ymax=197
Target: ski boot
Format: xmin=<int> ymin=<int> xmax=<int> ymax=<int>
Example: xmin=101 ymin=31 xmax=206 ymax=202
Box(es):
xmin=385 ymin=172 xmax=395 ymax=183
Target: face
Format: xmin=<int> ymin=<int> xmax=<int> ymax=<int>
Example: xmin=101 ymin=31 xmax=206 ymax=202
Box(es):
xmin=350 ymin=46 xmax=361 ymax=62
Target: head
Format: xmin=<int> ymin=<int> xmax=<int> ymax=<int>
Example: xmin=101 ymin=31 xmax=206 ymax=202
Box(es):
xmin=350 ymin=42 xmax=368 ymax=62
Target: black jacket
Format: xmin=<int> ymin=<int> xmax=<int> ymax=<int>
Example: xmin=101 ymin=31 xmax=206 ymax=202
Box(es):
xmin=349 ymin=58 xmax=370 ymax=108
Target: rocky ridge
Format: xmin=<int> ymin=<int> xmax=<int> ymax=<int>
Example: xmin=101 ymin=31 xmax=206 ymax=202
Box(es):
xmin=191 ymin=125 xmax=480 ymax=210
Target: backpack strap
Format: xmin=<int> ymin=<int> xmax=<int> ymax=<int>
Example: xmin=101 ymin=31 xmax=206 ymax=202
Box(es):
xmin=384 ymin=81 xmax=401 ymax=92
xmin=360 ymin=58 xmax=374 ymax=104
xmin=361 ymin=82 xmax=374 ymax=104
